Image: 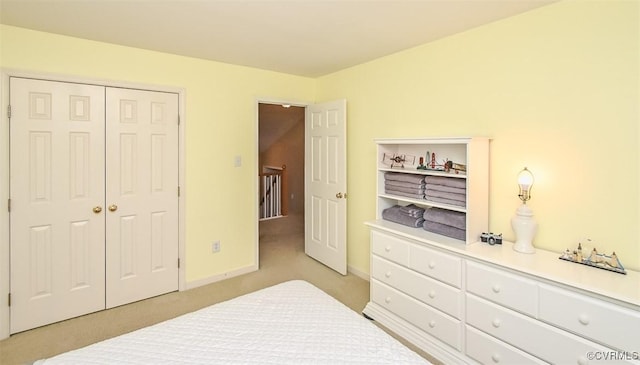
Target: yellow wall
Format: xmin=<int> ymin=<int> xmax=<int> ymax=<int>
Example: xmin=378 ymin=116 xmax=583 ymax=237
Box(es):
xmin=2 ymin=0 xmax=639 ymax=284
xmin=317 ymin=0 xmax=640 ymax=271
xmin=0 ymin=25 xmax=316 ymax=283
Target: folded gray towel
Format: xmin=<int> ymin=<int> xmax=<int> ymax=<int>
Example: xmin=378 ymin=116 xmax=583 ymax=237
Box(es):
xmin=385 ymin=184 xmax=425 ymax=195
xmin=383 ymin=206 xmax=425 ymax=228
xmin=425 ymin=189 xmax=466 ymax=202
xmin=424 ymin=184 xmax=466 ymax=195
xmin=423 ymin=220 xmax=466 ymax=241
xmin=385 ymin=188 xmax=425 ymax=200
xmin=423 ymin=207 xmax=466 ymax=230
xmin=400 ymin=204 xmax=425 ymax=218
xmin=384 ymin=180 xmax=426 ymax=189
xmin=424 ymin=195 xmax=466 ymax=207
xmin=385 ymin=172 xmax=425 ymax=184
xmin=425 ymin=175 xmax=466 ymax=189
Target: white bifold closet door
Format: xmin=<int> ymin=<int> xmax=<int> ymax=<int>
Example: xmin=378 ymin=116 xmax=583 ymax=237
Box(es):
xmin=105 ymin=87 xmax=179 ymax=309
xmin=9 ymin=78 xmax=179 ymax=333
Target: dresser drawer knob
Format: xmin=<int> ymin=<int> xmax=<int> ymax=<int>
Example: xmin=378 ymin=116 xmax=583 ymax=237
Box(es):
xmin=428 ymin=290 xmax=436 ymax=299
xmin=428 ymin=320 xmax=436 ymax=328
xmin=577 ymin=356 xmax=588 ymax=365
xmin=492 ymin=319 xmax=501 ymax=328
xmin=578 ymin=314 xmax=590 ymax=325
xmin=491 ymin=284 xmax=501 ymax=294
xmin=385 ymin=296 xmax=392 ymax=304
xmin=428 ymin=261 xmax=436 ymax=269
xmin=491 ymin=353 xmax=501 ymax=363
xmin=385 ymin=271 xmax=392 ymax=278
xmin=385 ymin=246 xmax=391 ymax=252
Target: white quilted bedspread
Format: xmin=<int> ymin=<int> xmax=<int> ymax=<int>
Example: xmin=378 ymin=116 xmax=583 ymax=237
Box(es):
xmin=36 ymin=280 xmax=430 ymax=364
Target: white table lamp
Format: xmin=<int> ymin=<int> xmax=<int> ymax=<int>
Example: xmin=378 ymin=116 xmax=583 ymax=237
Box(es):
xmin=511 ymin=167 xmax=537 ymax=254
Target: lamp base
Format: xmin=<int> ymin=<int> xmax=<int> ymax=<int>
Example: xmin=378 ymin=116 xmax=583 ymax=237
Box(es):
xmin=511 ymin=204 xmax=537 ymax=254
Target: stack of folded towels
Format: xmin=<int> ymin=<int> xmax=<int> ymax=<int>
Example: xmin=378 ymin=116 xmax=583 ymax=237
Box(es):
xmin=422 ymin=207 xmax=466 ymax=241
xmin=384 ymin=172 xmax=426 ymax=200
xmin=424 ymin=176 xmax=466 ymax=207
xmin=382 ymin=204 xmax=425 ymax=228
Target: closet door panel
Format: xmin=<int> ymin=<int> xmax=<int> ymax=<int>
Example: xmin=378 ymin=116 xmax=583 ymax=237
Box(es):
xmin=105 ymin=88 xmax=179 ymax=308
xmin=9 ymin=78 xmax=106 ymax=333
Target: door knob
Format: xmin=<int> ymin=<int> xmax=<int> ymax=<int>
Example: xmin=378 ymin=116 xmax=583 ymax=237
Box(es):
xmin=108 ymin=204 xmax=118 ymax=212
xmin=336 ymin=192 xmax=343 ymax=199
xmin=93 ymin=206 xmax=103 ymax=214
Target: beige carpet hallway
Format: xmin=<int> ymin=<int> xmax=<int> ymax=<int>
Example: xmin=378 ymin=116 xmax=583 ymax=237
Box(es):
xmin=0 ymin=214 xmax=440 ymax=364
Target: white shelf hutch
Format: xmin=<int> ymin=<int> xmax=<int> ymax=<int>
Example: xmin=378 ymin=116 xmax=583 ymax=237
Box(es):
xmin=373 ymin=137 xmax=489 ymax=244
xmin=363 ymin=137 xmax=640 ymax=365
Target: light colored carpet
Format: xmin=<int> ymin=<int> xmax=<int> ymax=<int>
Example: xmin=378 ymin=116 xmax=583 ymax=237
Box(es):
xmin=0 ymin=214 xmax=441 ymax=364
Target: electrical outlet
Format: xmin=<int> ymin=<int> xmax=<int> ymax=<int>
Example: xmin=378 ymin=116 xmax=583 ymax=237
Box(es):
xmin=212 ymin=240 xmax=221 ymax=253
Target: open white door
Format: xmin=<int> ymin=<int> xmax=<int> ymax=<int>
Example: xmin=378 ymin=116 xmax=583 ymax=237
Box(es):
xmin=304 ymin=99 xmax=347 ymax=275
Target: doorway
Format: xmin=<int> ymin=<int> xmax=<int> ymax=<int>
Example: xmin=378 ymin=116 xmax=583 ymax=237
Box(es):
xmin=258 ymin=103 xmax=305 ymax=257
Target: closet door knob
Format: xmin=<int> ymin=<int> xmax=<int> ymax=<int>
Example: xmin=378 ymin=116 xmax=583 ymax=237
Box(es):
xmin=336 ymin=192 xmax=343 ymax=199
xmin=92 ymin=206 xmax=103 ymax=214
xmin=108 ymin=204 xmax=118 ymax=212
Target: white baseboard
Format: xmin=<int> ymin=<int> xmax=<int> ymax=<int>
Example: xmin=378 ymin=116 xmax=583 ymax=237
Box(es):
xmin=347 ymin=265 xmax=370 ymax=281
xmin=184 ymin=264 xmax=258 ymax=290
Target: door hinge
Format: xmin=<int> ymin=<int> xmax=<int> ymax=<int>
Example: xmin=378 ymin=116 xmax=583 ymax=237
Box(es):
xmin=7 ymin=105 xmax=11 ymax=119
xmin=7 ymin=198 xmax=11 ymax=213
xmin=178 ymin=258 xmax=181 ymax=269
xmin=178 ymin=115 xmax=180 ymax=125
xmin=177 ymin=186 xmax=181 ymax=197
xmin=8 ymin=293 xmax=11 ymax=307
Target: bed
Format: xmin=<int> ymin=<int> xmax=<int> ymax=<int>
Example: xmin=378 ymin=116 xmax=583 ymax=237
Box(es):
xmin=35 ymin=280 xmax=430 ymax=364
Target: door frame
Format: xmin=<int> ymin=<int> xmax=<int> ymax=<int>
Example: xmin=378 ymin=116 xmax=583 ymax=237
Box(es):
xmin=254 ymin=97 xmax=309 ymax=269
xmin=0 ymin=69 xmax=187 ymax=340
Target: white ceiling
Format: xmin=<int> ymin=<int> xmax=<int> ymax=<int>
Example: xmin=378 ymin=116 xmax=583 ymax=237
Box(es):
xmin=0 ymin=0 xmax=557 ymax=77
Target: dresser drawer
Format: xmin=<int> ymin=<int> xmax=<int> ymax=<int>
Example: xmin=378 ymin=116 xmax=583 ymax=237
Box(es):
xmin=371 ymin=280 xmax=462 ymax=350
xmin=465 ymin=326 xmax=546 ymax=365
xmin=372 ymin=255 xmax=462 ymax=319
xmin=371 ymin=230 xmax=409 ymax=266
xmin=408 ymin=244 xmax=462 ymax=288
xmin=467 ymin=294 xmax=633 ymax=364
xmin=466 ymin=261 xmax=538 ymax=316
xmin=539 ymin=284 xmax=640 ymax=352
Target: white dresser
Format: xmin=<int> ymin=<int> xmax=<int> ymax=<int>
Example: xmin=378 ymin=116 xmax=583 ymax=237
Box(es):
xmin=363 ymin=223 xmax=640 ymax=365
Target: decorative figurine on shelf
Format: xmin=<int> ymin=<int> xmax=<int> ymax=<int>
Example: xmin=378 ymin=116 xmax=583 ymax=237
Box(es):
xmin=559 ymin=241 xmax=626 ymax=275
xmin=423 ymin=152 xmax=445 ymax=171
xmin=417 ymin=156 xmax=427 ymax=170
xmin=390 ymin=155 xmax=406 ymax=168
xmin=382 ymin=153 xmax=416 ymax=169
xmin=480 ymin=232 xmax=503 ymax=245
xmin=445 ymin=161 xmax=467 ymax=174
